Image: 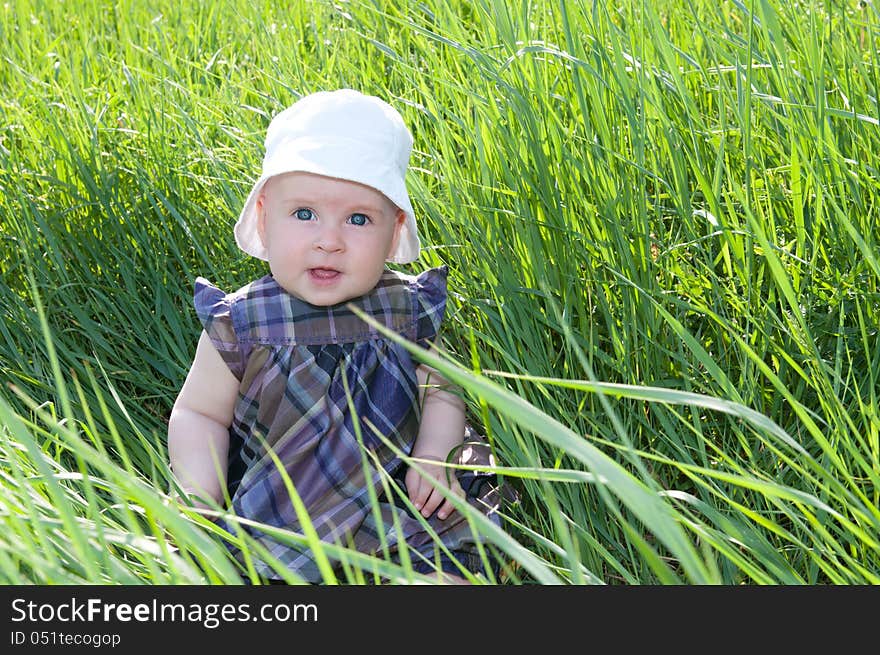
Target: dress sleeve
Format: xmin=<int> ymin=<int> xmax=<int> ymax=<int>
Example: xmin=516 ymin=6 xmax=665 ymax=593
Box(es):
xmin=413 ymin=265 xmax=449 ymax=349
xmin=193 ymin=277 xmax=246 ymax=380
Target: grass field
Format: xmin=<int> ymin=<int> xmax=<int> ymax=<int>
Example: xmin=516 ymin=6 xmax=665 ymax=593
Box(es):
xmin=1 ymin=0 xmax=878 ymax=584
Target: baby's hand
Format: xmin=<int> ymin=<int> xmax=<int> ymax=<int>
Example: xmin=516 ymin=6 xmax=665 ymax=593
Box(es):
xmin=405 ymin=456 xmax=465 ymax=521
xmin=169 ymin=487 xmax=219 ymax=521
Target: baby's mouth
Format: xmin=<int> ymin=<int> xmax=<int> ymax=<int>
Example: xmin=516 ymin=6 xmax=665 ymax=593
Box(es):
xmin=309 ymin=268 xmax=341 ymax=280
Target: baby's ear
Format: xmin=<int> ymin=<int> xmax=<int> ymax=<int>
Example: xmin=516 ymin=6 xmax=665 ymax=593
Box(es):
xmin=387 ymin=208 xmax=406 ymax=255
xmin=256 ymin=195 xmax=267 ymax=246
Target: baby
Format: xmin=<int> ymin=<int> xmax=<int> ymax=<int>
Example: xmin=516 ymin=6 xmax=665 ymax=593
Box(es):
xmin=167 ymin=89 xmax=508 ymax=584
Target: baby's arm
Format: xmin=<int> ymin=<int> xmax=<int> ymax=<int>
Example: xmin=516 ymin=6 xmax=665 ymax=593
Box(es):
xmin=167 ymin=330 xmax=239 ymax=509
xmin=405 ymin=364 xmax=466 ymax=520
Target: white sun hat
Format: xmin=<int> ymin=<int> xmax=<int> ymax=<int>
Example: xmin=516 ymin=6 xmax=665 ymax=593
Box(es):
xmin=233 ymin=89 xmax=421 ymax=264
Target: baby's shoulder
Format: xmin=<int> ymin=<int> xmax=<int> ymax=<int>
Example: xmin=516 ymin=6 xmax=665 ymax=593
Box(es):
xmin=194 ymin=274 xmax=276 ymax=311
xmin=197 ymin=274 xmax=272 ymax=299
xmin=374 ymin=265 xmax=448 ymax=307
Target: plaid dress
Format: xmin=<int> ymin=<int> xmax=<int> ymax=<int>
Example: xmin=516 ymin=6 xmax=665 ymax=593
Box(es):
xmin=193 ymin=265 xmax=503 ymax=582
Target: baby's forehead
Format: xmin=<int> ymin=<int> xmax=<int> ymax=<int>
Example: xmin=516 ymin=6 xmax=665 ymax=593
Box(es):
xmin=263 ymin=172 xmax=397 ymax=209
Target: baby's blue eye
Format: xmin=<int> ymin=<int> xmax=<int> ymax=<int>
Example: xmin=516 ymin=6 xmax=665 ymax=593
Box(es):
xmin=349 ymin=213 xmax=370 ymax=226
xmin=295 ymin=208 xmax=314 ymax=221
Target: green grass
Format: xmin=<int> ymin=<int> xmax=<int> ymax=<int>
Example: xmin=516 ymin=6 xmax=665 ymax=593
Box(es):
xmin=1 ymin=0 xmax=878 ymax=584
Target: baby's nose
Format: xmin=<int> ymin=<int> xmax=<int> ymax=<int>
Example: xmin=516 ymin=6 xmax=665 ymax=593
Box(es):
xmin=314 ymin=224 xmax=344 ymax=252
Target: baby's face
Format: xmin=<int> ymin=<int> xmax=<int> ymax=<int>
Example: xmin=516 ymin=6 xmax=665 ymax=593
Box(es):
xmin=256 ymin=171 xmax=405 ymax=306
